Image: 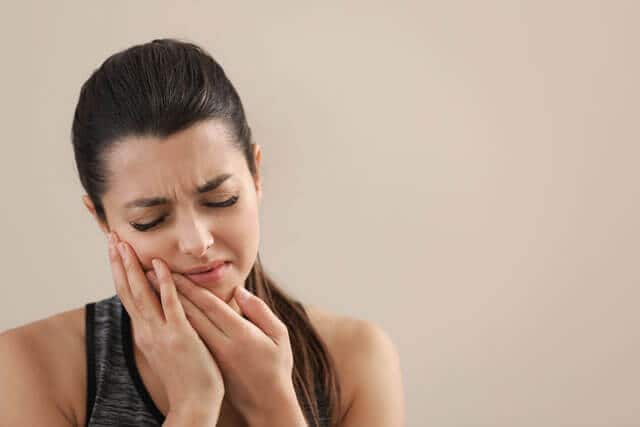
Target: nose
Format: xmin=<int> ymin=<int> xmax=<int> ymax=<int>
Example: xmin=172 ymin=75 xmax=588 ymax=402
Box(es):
xmin=177 ymin=215 xmax=214 ymax=258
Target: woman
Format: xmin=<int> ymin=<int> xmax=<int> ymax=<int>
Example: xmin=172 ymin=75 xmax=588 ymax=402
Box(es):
xmin=0 ymin=39 xmax=404 ymax=426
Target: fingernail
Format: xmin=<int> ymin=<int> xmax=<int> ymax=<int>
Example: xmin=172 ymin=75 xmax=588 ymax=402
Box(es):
xmin=152 ymin=259 xmax=161 ymax=271
xmin=237 ymin=286 xmax=252 ymax=303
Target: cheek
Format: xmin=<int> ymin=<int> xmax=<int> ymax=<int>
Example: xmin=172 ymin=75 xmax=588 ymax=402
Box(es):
xmin=223 ymin=202 xmax=260 ymax=263
xmin=116 ymin=202 xmax=260 ymax=272
xmin=125 ymin=236 xmax=171 ymax=272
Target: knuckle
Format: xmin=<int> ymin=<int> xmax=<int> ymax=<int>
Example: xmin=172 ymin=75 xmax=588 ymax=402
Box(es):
xmin=119 ymin=249 xmax=130 ymax=267
xmin=162 ymin=291 xmax=175 ymax=308
xmin=279 ymin=323 xmax=290 ymax=338
xmin=201 ymin=297 xmax=217 ymax=313
xmin=254 ymin=296 xmax=267 ymax=310
xmin=134 ymin=328 xmax=151 ymax=350
xmin=164 ymin=329 xmax=187 ymax=351
xmin=164 ymin=329 xmax=179 ymax=345
xmin=273 ymin=326 xmax=287 ymax=341
xmin=131 ymin=286 xmax=143 ymax=304
xmin=257 ymin=298 xmax=273 ymax=317
xmin=238 ymin=324 xmax=254 ymax=342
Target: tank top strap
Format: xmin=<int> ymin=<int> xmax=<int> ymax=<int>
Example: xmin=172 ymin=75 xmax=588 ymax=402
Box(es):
xmin=86 ymin=294 xmax=331 ymax=426
xmin=85 ymin=295 xmax=162 ymax=426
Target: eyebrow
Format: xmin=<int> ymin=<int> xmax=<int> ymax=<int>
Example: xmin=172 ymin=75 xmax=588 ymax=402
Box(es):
xmin=124 ymin=173 xmax=233 ymax=209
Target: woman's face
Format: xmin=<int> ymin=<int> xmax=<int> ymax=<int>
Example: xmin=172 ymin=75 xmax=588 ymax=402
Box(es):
xmin=83 ymin=119 xmax=262 ymax=304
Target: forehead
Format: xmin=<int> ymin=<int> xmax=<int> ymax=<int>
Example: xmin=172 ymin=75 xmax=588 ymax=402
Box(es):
xmin=103 ymin=120 xmax=243 ymax=200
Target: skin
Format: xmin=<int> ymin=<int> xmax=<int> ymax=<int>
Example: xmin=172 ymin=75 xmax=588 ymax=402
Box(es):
xmin=0 ymin=116 xmax=406 ymax=427
xmin=83 ymin=118 xmax=269 ymax=422
xmin=84 ymin=118 xmax=262 ymax=307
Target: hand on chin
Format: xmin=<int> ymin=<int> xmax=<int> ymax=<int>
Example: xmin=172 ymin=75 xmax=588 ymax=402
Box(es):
xmin=146 ymin=271 xmax=244 ymax=317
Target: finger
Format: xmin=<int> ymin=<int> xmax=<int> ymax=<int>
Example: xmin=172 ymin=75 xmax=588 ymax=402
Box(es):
xmin=234 ymin=286 xmax=287 ymax=342
xmin=117 ymin=241 xmax=164 ymax=324
xmin=108 ymin=234 xmax=141 ymax=323
xmin=228 ymin=297 xmax=251 ymax=322
xmin=228 ymin=296 xmax=243 ymax=316
xmin=153 ymin=259 xmax=188 ymax=326
xmin=172 ymin=273 xmax=246 ymax=338
xmin=173 ymin=283 xmax=229 ymax=354
xmin=147 ymin=270 xmax=227 ymax=344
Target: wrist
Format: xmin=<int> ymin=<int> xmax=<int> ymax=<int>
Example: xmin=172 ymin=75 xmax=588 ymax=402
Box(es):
xmin=164 ymin=401 xmax=221 ymax=427
xmin=245 ymin=387 xmax=307 ymax=427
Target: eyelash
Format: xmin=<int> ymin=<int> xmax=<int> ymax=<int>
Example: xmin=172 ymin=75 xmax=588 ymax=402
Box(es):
xmin=130 ymin=195 xmax=240 ymax=232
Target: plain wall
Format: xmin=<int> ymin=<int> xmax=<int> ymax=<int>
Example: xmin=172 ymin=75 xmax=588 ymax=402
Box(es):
xmin=1 ymin=1 xmax=638 ymax=426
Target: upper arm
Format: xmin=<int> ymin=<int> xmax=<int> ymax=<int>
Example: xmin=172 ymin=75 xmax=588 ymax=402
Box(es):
xmin=339 ymin=320 xmax=406 ymax=427
xmin=0 ymin=329 xmax=75 ymax=426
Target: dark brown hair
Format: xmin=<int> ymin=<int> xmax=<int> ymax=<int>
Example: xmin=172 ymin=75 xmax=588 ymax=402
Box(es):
xmin=71 ymin=38 xmax=342 ymax=427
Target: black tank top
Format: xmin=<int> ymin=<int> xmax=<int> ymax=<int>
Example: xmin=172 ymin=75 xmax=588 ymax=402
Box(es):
xmin=85 ymin=294 xmax=330 ymax=426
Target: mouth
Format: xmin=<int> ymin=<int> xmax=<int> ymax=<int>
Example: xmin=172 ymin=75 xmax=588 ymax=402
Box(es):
xmin=184 ymin=260 xmax=227 ymax=275
xmin=185 ymin=262 xmax=230 ymax=285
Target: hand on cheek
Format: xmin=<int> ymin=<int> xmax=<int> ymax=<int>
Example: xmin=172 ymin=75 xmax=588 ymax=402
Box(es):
xmin=145 ymin=265 xmax=297 ymax=421
xmin=145 ymin=269 xmax=243 ymax=316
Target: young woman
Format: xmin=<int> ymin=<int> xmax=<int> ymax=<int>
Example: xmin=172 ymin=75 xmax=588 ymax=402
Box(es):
xmin=0 ymin=38 xmax=404 ymax=427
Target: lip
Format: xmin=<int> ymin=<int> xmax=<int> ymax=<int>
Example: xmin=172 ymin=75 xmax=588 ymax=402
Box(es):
xmin=183 ymin=260 xmax=227 ymax=274
xmin=185 ymin=262 xmax=230 ymax=285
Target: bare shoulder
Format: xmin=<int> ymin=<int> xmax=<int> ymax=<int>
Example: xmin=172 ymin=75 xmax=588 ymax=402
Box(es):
xmin=303 ymin=304 xmax=372 ymax=354
xmin=0 ymin=306 xmax=86 ymax=426
xmin=302 ymin=304 xmax=405 ymax=426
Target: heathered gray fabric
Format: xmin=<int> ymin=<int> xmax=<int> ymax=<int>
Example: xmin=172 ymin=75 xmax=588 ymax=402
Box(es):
xmin=85 ymin=294 xmax=330 ymax=426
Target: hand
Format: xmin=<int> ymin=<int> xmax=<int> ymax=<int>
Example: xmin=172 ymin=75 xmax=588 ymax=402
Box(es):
xmin=146 ymin=269 xmax=299 ymax=420
xmin=108 ymin=232 xmax=225 ymax=413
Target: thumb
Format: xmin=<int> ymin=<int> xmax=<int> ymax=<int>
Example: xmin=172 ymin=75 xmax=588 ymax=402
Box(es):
xmin=234 ymin=286 xmax=286 ymax=341
xmin=228 ymin=295 xmax=243 ymax=316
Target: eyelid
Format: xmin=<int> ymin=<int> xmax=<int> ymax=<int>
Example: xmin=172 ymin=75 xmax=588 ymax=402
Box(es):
xmin=203 ymin=194 xmax=239 ymax=207
xmin=129 ymin=195 xmax=239 ymax=232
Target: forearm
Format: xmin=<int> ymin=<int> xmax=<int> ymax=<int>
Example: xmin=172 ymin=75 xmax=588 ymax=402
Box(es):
xmin=245 ymin=388 xmax=308 ymax=427
xmin=162 ymin=403 xmax=221 ymax=427
xmin=247 ymin=409 xmax=308 ymax=427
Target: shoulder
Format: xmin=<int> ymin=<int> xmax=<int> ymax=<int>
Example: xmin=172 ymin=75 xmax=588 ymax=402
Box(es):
xmin=302 ymin=305 xmax=405 ymax=426
xmin=0 ymin=306 xmax=86 ymax=426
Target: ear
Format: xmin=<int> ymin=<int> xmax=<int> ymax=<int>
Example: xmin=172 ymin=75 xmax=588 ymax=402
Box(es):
xmin=82 ymin=194 xmax=110 ymax=236
xmin=252 ymin=143 xmax=263 ymax=203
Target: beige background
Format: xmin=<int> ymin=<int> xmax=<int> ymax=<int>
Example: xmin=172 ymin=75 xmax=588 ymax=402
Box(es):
xmin=1 ymin=1 xmax=639 ymax=426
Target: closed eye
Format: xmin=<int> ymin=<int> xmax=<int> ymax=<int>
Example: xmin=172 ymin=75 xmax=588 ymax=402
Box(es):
xmin=129 ymin=195 xmax=239 ymax=232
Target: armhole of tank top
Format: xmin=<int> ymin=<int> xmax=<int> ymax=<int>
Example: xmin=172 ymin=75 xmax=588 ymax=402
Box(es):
xmin=85 ymin=303 xmax=96 ymax=427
